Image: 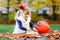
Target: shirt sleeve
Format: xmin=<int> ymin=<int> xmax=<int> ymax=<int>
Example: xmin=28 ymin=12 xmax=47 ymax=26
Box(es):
xmin=17 ymin=20 xmax=27 ymax=31
xmin=30 ymin=21 xmax=34 ymax=30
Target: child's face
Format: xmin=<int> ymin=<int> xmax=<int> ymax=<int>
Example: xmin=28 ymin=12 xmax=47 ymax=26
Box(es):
xmin=24 ymin=12 xmax=29 ymax=20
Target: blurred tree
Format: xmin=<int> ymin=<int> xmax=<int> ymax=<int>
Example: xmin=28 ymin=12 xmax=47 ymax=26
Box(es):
xmin=52 ymin=0 xmax=60 ymax=21
xmin=0 ymin=0 xmax=53 ymax=10
xmin=0 ymin=0 xmax=22 ymax=9
xmin=0 ymin=0 xmax=22 ymax=24
xmin=53 ymin=0 xmax=60 ymax=3
xmin=28 ymin=0 xmax=52 ymax=9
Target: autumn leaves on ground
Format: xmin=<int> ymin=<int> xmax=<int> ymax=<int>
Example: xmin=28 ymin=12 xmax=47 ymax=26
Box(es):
xmin=0 ymin=25 xmax=60 ymax=40
xmin=0 ymin=30 xmax=60 ymax=40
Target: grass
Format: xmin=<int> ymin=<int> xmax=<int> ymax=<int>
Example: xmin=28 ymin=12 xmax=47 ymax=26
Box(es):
xmin=0 ymin=25 xmax=14 ymax=40
xmin=0 ymin=38 xmax=10 ymax=40
xmin=0 ymin=24 xmax=60 ymax=34
xmin=0 ymin=24 xmax=14 ymax=34
xmin=50 ymin=24 xmax=60 ymax=31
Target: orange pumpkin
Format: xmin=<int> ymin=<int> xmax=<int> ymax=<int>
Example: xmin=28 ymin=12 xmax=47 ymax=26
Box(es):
xmin=35 ymin=21 xmax=50 ymax=34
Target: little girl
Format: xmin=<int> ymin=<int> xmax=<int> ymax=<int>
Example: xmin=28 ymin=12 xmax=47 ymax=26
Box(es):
xmin=13 ymin=3 xmax=38 ymax=34
xmin=13 ymin=10 xmax=35 ymax=34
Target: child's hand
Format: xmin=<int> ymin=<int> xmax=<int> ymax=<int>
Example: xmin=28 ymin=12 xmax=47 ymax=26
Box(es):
xmin=33 ymin=28 xmax=37 ymax=32
xmin=25 ymin=30 xmax=27 ymax=33
xmin=25 ymin=30 xmax=30 ymax=33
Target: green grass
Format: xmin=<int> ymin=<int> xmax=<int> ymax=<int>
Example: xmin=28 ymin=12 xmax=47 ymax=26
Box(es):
xmin=50 ymin=24 xmax=60 ymax=31
xmin=0 ymin=25 xmax=14 ymax=34
xmin=0 ymin=38 xmax=10 ymax=40
xmin=0 ymin=24 xmax=60 ymax=34
xmin=0 ymin=25 xmax=14 ymax=40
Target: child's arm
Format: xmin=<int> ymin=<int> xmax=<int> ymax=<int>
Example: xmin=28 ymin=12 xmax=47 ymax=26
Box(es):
xmin=30 ymin=21 xmax=34 ymax=30
xmin=17 ymin=20 xmax=27 ymax=31
xmin=30 ymin=21 xmax=38 ymax=32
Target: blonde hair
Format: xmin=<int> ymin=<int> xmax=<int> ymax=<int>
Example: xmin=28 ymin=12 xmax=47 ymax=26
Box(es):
xmin=24 ymin=10 xmax=31 ymax=16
